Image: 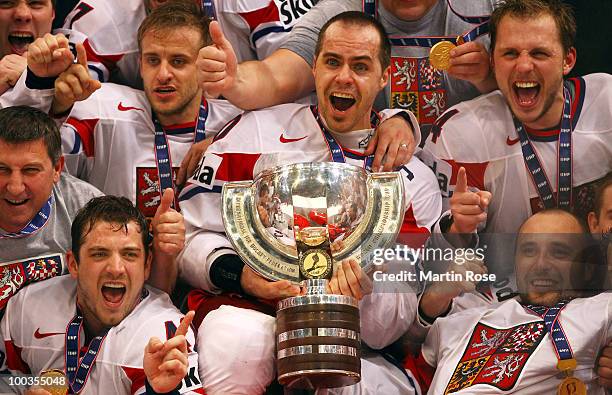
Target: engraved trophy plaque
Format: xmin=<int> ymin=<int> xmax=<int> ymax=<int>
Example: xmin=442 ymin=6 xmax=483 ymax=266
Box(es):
xmin=222 ymin=162 xmax=404 ymax=389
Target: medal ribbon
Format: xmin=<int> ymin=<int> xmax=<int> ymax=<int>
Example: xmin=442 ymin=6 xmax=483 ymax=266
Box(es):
xmin=524 ymin=300 xmax=574 ymax=363
xmin=152 ymin=99 xmax=209 ymax=208
xmin=310 ymin=105 xmax=378 ymax=171
xmin=0 ymin=195 xmax=53 ymax=239
xmin=64 ymin=311 xmax=107 ymax=394
xmin=513 ymin=84 xmax=573 ymax=209
xmin=363 ymin=0 xmax=490 ymax=47
xmin=201 ymin=0 xmax=217 ymax=19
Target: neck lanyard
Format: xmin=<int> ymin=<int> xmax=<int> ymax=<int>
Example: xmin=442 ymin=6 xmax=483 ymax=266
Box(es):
xmin=523 ymin=300 xmax=587 ymax=395
xmin=201 ymin=0 xmax=217 ymax=19
xmin=0 ymin=195 xmax=53 ymax=239
xmin=152 ymin=99 xmax=209 ymax=208
xmin=524 ymin=301 xmax=573 ymax=363
xmin=513 ymin=85 xmax=573 ymax=209
xmin=310 ymin=105 xmax=378 ymax=171
xmin=363 ymin=0 xmax=490 ymax=47
xmin=64 ymin=310 xmax=107 ymax=394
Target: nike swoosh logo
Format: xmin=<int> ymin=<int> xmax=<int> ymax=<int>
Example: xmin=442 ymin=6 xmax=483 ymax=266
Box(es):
xmin=506 ymin=136 xmax=520 ymax=146
xmin=280 ymin=133 xmax=307 ymax=144
xmin=34 ymin=328 xmax=64 ymax=339
xmin=118 ymin=102 xmax=145 ymax=112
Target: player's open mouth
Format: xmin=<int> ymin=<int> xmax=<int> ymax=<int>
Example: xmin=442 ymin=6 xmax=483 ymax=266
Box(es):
xmin=101 ymin=283 xmax=126 ymax=306
xmin=154 ymin=87 xmax=176 ymax=96
xmin=330 ymin=92 xmax=356 ymax=112
xmin=8 ymin=32 xmax=34 ymax=55
xmin=513 ymin=81 xmax=540 ymax=107
xmin=4 ymin=198 xmax=27 ymax=206
xmin=530 ymin=278 xmax=558 ymax=289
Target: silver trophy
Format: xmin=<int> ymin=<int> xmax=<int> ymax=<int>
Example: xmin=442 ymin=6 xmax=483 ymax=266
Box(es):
xmin=222 ymin=162 xmax=405 ymax=389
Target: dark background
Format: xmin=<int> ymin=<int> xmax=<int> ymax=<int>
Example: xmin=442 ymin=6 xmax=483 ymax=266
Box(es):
xmin=564 ymin=0 xmax=612 ymax=77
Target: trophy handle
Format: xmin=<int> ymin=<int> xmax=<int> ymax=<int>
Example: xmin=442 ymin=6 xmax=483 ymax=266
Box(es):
xmin=333 ymin=172 xmax=405 ymax=273
xmin=223 ymin=182 xmax=302 ymax=283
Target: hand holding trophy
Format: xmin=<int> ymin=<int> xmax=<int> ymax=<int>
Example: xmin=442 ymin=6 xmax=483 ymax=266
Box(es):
xmin=222 ymin=162 xmax=404 ymax=389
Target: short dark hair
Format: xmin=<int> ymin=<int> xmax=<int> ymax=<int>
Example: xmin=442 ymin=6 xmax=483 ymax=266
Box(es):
xmin=490 ymin=0 xmax=576 ymax=55
xmin=71 ymin=196 xmax=152 ymax=263
xmin=315 ymin=11 xmax=391 ymax=70
xmin=138 ymin=0 xmax=210 ymax=51
xmin=0 ymin=106 xmax=61 ymax=165
xmin=593 ymin=173 xmax=612 ymax=218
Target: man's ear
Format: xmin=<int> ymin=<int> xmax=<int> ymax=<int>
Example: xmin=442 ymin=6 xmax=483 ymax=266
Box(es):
xmin=380 ymin=66 xmax=390 ymax=89
xmin=562 ymin=47 xmax=577 ymax=76
xmin=67 ymin=250 xmax=79 ymax=279
xmin=52 ymin=156 xmax=64 ymax=183
xmin=588 ymin=211 xmax=600 ymax=233
xmin=144 ymin=249 xmax=152 ymax=281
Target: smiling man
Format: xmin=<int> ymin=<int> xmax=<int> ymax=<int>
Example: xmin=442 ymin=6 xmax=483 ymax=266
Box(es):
xmin=0 ymin=106 xmax=101 ymax=315
xmin=178 ymin=11 xmax=442 ymax=394
xmin=420 ymin=0 xmax=612 ymax=235
xmin=1 ymin=196 xmax=204 ymax=394
xmin=418 ymin=209 xmax=610 ymax=394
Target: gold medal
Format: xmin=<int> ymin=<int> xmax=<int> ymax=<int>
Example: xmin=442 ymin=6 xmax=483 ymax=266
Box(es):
xmin=429 ymin=41 xmax=456 ymax=70
xmin=557 ymin=358 xmax=577 ymax=372
xmin=40 ymin=369 xmax=68 ymax=395
xmin=557 ymin=376 xmax=587 ymax=395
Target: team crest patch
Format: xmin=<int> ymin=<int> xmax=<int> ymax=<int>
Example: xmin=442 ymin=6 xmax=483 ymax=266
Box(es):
xmin=444 ymin=321 xmax=545 ymax=394
xmin=136 ymin=167 xmax=178 ymax=218
xmin=390 ymin=56 xmax=447 ymax=126
xmin=0 ymin=254 xmax=63 ymax=309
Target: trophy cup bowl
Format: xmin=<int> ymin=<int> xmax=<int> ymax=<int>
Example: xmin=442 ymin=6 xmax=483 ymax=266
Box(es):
xmin=222 ymin=162 xmax=404 ymax=389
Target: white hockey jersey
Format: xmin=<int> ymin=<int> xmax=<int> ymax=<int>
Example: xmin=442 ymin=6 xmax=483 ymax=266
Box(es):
xmin=420 ymin=293 xmax=612 ymax=394
xmin=177 ymin=103 xmax=442 ymax=292
xmin=59 ymin=83 xmax=241 ymax=219
xmin=420 ymin=74 xmax=612 ymax=233
xmin=214 ymin=0 xmax=316 ymax=63
xmin=54 ymin=0 xmax=146 ymax=88
xmin=1 ymin=276 xmax=204 ymax=394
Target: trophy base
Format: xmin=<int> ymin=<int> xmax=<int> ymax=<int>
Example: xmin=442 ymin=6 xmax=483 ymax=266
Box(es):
xmin=276 ymin=287 xmax=361 ymax=389
xmin=279 ymin=369 xmax=360 ymax=389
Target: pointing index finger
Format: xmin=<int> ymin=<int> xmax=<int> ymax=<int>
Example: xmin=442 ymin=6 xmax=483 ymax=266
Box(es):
xmin=175 ymin=311 xmax=195 ymax=338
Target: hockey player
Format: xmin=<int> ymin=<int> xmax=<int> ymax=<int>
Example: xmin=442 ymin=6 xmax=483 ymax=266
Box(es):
xmin=1 ymin=195 xmax=204 ymax=394
xmin=53 ymin=2 xmax=241 ymax=220
xmin=179 ymin=11 xmax=441 ymax=394
xmin=420 ymin=0 xmax=612 ymax=236
xmin=0 ymin=106 xmax=101 ymax=314
xmin=196 ymin=0 xmax=499 ymax=165
xmin=418 ymin=209 xmax=610 ymax=394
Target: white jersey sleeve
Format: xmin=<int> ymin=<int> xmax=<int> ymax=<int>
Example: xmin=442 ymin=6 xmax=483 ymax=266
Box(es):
xmin=215 ymin=0 xmax=316 ymax=62
xmin=0 ymin=69 xmax=55 ymax=110
xmin=178 ymin=113 xmax=258 ymax=292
